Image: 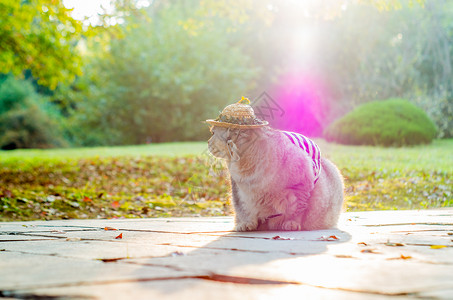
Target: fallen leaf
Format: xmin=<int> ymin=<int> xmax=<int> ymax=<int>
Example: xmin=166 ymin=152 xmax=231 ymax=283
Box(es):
xmin=447 ymin=233 xmax=453 ymax=236
xmin=357 ymin=242 xmax=368 ymax=246
xmin=66 ymin=237 xmax=82 ymax=242
xmin=361 ymin=249 xmax=380 ymax=254
xmin=100 ymin=258 xmax=124 ymax=263
xmin=115 ymin=233 xmax=123 ymax=239
xmin=104 ymin=227 xmax=118 ymax=231
xmin=385 ymin=241 xmax=405 ymax=247
xmin=83 ymin=196 xmax=92 ymax=202
xmin=272 ymin=236 xmax=294 ymax=240
xmin=111 ymin=201 xmax=120 ymax=208
xmin=387 ymin=254 xmax=412 ymax=260
xmin=319 ymin=235 xmax=339 ymax=241
xmin=0 ymin=249 xmax=6 ymax=251
xmin=335 ymin=254 xmax=356 ymax=259
xmin=430 ymin=245 xmax=447 ymax=249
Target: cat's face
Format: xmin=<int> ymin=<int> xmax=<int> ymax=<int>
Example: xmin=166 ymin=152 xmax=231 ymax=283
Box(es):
xmin=208 ymin=126 xmax=234 ymax=160
xmin=208 ymin=126 xmax=261 ymax=161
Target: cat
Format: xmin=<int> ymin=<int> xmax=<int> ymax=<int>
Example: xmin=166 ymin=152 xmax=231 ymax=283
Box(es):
xmin=208 ymin=126 xmax=344 ymax=231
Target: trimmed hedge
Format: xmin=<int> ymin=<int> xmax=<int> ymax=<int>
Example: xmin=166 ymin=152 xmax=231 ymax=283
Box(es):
xmin=323 ymin=98 xmax=437 ymax=146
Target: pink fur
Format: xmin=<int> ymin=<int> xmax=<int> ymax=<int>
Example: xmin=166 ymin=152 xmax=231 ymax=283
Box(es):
xmin=208 ymin=126 xmax=344 ymax=231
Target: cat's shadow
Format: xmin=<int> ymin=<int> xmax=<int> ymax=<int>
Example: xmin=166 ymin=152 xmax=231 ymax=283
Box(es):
xmin=136 ymin=226 xmax=351 ymax=294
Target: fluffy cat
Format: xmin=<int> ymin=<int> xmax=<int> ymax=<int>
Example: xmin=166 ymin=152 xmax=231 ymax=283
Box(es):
xmin=208 ymin=126 xmax=344 ymax=231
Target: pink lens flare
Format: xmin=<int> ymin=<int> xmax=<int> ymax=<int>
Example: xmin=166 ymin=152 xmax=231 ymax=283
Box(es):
xmin=271 ymin=72 xmax=331 ymax=137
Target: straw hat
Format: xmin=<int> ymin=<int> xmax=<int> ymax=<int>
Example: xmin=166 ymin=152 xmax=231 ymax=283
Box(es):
xmin=206 ymin=97 xmax=269 ymax=129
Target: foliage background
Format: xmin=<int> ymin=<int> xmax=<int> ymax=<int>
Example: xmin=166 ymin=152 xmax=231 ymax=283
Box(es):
xmin=0 ymin=0 xmax=452 ymax=147
xmin=1 ymin=0 xmax=452 ymax=220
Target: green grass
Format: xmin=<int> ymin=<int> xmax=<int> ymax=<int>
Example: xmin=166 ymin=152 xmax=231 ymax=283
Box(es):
xmin=0 ymin=140 xmax=451 ymax=221
xmin=319 ymin=139 xmax=452 ymax=173
xmin=320 ymin=139 xmax=452 ymax=211
xmin=0 ymin=142 xmax=206 ymax=167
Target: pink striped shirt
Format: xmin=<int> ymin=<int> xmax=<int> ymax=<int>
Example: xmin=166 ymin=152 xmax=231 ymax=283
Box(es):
xmin=282 ymin=131 xmax=322 ymax=184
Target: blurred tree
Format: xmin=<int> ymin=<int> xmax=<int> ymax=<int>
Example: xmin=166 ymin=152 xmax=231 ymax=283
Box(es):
xmin=0 ymin=0 xmax=83 ymax=89
xmin=315 ymin=0 xmax=452 ymax=137
xmin=56 ymin=0 xmax=451 ymax=147
xmin=0 ymin=76 xmax=66 ymax=149
xmin=67 ymin=1 xmax=257 ymax=145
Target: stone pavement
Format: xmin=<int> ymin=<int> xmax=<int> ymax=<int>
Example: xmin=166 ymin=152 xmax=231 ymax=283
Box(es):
xmin=1 ymin=209 xmax=452 ymax=300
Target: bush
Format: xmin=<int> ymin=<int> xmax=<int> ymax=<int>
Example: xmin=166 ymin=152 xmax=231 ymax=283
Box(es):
xmin=0 ymin=76 xmax=67 ymax=149
xmin=323 ymin=98 xmax=437 ymax=146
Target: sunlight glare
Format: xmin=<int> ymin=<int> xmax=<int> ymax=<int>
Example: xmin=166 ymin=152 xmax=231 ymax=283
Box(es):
xmin=63 ymin=0 xmax=113 ymax=25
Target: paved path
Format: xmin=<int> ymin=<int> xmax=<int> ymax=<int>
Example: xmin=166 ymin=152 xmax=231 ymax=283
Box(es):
xmin=1 ymin=209 xmax=452 ymax=299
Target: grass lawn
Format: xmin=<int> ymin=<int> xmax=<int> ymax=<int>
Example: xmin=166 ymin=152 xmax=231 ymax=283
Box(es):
xmin=1 ymin=140 xmax=452 ymax=221
xmin=0 ymin=142 xmax=207 ymax=168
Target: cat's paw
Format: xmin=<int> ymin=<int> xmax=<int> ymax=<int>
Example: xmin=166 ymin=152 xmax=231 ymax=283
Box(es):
xmin=234 ymin=221 xmax=258 ymax=232
xmin=282 ymin=220 xmax=302 ymax=231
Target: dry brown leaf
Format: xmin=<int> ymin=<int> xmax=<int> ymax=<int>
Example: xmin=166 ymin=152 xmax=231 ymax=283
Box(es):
xmin=104 ymin=227 xmax=118 ymax=231
xmin=272 ymin=236 xmax=294 ymax=240
xmin=387 ymin=254 xmax=412 ymax=260
xmin=83 ymin=196 xmax=92 ymax=202
xmin=385 ymin=241 xmax=405 ymax=247
xmin=361 ymin=249 xmax=380 ymax=254
xmin=335 ymin=254 xmax=356 ymax=259
xmin=319 ymin=235 xmax=339 ymax=241
xmin=100 ymin=258 xmax=124 ymax=263
xmin=357 ymin=242 xmax=368 ymax=246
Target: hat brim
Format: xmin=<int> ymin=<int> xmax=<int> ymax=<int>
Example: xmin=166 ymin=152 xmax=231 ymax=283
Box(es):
xmin=205 ymin=119 xmax=268 ymax=129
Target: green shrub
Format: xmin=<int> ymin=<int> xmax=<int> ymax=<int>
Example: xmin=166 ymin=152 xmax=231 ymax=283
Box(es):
xmin=0 ymin=76 xmax=67 ymax=149
xmin=323 ymin=98 xmax=437 ymax=147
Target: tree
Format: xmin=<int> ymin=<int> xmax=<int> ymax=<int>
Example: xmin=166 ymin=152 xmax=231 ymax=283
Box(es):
xmin=0 ymin=76 xmax=66 ymax=149
xmin=67 ymin=1 xmax=257 ymax=145
xmin=0 ymin=0 xmax=83 ymax=89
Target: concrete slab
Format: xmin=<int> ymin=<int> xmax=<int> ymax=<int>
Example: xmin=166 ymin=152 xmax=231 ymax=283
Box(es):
xmin=0 ymin=217 xmax=235 ymax=233
xmin=0 ymin=209 xmax=452 ymax=299
xmin=0 ymin=252 xmax=205 ymax=291
xmin=5 ymin=279 xmax=396 ymax=300
xmin=0 ymin=240 xmax=228 ymax=260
